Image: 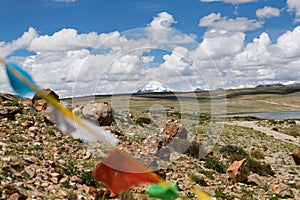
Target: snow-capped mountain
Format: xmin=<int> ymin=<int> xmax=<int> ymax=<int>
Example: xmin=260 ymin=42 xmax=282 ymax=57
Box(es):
xmin=194 ymin=87 xmax=205 ymax=92
xmin=135 ymin=81 xmax=172 ymax=94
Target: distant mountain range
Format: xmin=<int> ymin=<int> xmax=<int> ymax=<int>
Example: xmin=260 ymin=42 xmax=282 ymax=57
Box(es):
xmin=255 ymin=82 xmax=300 ymax=88
xmin=134 ymin=81 xmax=300 ymax=94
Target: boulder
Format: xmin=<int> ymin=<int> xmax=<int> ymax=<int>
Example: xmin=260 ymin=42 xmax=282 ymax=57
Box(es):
xmin=81 ymin=102 xmax=114 ymax=126
xmin=227 ymin=158 xmax=250 ymax=182
xmin=290 ymin=149 xmax=300 ymax=165
xmin=32 ymin=88 xmax=59 ymax=111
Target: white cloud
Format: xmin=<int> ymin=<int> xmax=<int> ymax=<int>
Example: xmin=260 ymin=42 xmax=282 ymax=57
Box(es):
xmin=287 ymin=0 xmax=300 ymax=19
xmin=200 ymin=0 xmax=257 ymax=4
xmin=28 ymin=29 xmax=123 ymax=52
xmin=232 ymin=32 xmax=274 ymax=68
xmin=277 ymin=26 xmax=300 ymax=58
xmin=149 ymin=11 xmax=176 ymax=28
xmin=200 ymin=29 xmax=245 ymax=59
xmin=0 ymin=27 xmax=38 ymax=57
xmin=227 ymin=26 xmax=300 ymax=87
xmin=256 ymin=6 xmax=281 ymax=19
xmin=199 ymin=13 xmax=263 ymax=32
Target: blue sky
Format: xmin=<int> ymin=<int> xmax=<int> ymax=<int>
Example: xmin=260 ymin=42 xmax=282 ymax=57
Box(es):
xmin=1 ymin=0 xmax=300 ymax=97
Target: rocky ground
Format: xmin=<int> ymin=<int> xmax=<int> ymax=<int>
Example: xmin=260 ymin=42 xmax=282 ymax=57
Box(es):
xmin=0 ymin=93 xmax=299 ymax=200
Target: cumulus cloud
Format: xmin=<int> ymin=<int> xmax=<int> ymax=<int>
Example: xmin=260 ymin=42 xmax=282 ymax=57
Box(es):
xmin=200 ymin=29 xmax=245 ymax=59
xmin=287 ymin=0 xmax=300 ymax=22
xmin=199 ymin=13 xmax=263 ymax=32
xmin=149 ymin=11 xmax=176 ymax=28
xmin=228 ymin=26 xmax=300 ymax=87
xmin=28 ymin=29 xmax=123 ymax=52
xmin=0 ymin=27 xmax=38 ymax=57
xmin=276 ymin=26 xmax=300 ymax=58
xmin=256 ymin=6 xmax=281 ymax=19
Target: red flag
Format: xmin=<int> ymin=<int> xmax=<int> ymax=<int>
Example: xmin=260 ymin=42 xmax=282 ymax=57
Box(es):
xmin=93 ymin=149 xmax=161 ymax=193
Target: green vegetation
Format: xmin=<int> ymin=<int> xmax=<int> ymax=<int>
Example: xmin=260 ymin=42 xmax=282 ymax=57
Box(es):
xmin=220 ymin=145 xmax=249 ymax=157
xmin=79 ymin=171 xmax=101 ymax=187
xmin=215 ymin=188 xmax=235 ymax=199
xmin=204 ymin=157 xmax=227 ymax=173
xmin=190 ymin=174 xmax=208 ymax=186
xmin=199 ymin=170 xmax=214 ymax=180
xmin=135 ymin=116 xmax=152 ymax=126
xmin=250 ymin=149 xmax=265 ymax=159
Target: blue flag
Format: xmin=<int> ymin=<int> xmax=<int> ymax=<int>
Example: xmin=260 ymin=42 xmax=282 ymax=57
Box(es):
xmin=5 ymin=62 xmax=36 ymax=97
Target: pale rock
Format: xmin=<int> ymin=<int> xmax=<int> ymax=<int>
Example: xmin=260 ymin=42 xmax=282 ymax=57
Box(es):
xmin=247 ymin=173 xmax=265 ymax=186
xmin=50 ymin=177 xmax=58 ymax=184
xmin=81 ymin=102 xmax=114 ymax=126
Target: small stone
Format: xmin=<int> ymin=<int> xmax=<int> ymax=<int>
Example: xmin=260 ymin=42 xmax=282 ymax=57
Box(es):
xmin=50 ymin=172 xmax=60 ymax=177
xmin=57 ymin=190 xmax=67 ymax=197
xmin=23 ymin=156 xmax=38 ymax=163
xmin=70 ymin=175 xmax=83 ymax=184
xmin=41 ymin=182 xmax=49 ymax=187
xmin=49 ymin=177 xmax=58 ymax=184
xmin=59 ymin=177 xmax=68 ymax=184
xmin=26 ymin=179 xmax=35 ymax=184
xmin=2 ymin=157 xmax=11 ymax=162
xmin=28 ymin=126 xmax=39 ymax=132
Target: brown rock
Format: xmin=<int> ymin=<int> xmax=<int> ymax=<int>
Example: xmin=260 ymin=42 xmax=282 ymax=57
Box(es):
xmin=227 ymin=158 xmax=250 ymax=182
xmin=32 ymin=88 xmax=59 ymax=112
xmin=163 ymin=119 xmax=188 ymax=139
xmin=290 ymin=148 xmax=300 ymax=165
xmin=163 ymin=119 xmax=180 ymax=137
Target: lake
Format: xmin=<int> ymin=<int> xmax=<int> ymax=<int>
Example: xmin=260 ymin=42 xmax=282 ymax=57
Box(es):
xmin=223 ymin=111 xmax=300 ymax=120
